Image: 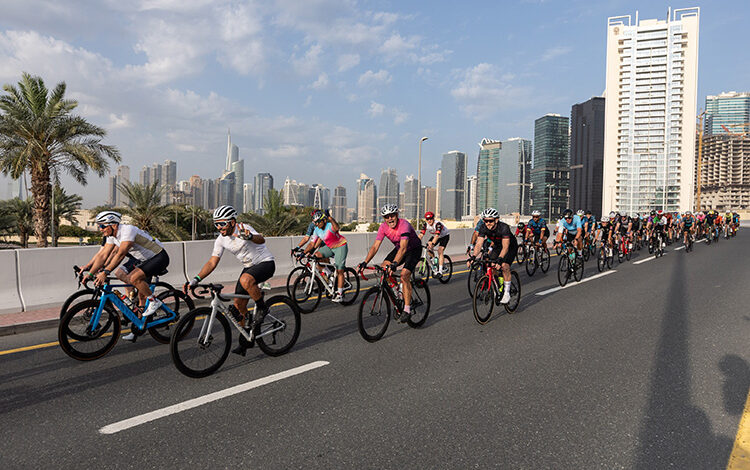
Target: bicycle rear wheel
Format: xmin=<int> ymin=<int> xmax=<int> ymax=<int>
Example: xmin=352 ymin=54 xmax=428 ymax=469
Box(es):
xmin=414 ymin=257 xmax=430 ymax=282
xmin=257 ymin=296 xmax=301 ymax=356
xmin=286 ymin=266 xmax=308 ymax=298
xmin=340 ymin=267 xmax=361 ymax=305
xmin=467 ymin=261 xmax=483 ymax=297
xmin=59 ymin=300 xmax=121 ymax=361
xmin=504 ymin=271 xmax=521 ymax=314
xmin=407 ymin=278 xmax=430 ymax=328
xmin=148 ymin=290 xmax=196 ymax=344
xmin=472 ymin=275 xmax=495 ymax=325
xmin=540 ymin=247 xmax=551 ymax=273
xmin=525 ymin=247 xmax=537 ymax=276
xmin=573 ymin=255 xmax=584 ymax=282
xmin=291 ymin=272 xmax=323 ymax=314
xmin=437 ymin=255 xmax=453 ymax=284
xmin=170 ymin=307 xmax=231 ymax=378
xmin=557 ymin=256 xmax=570 ymax=287
xmin=358 ymin=286 xmax=391 ymax=342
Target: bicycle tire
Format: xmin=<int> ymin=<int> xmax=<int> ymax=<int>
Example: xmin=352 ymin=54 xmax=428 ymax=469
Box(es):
xmin=58 ymin=299 xmax=121 ymax=361
xmin=437 ymin=255 xmax=453 ymax=284
xmin=286 ymin=265 xmax=309 ymax=298
xmin=358 ymin=286 xmax=391 ymax=342
xmin=525 ymin=247 xmax=537 ymax=276
xmin=467 ymin=261 xmax=483 ymax=297
xmin=472 ymin=274 xmax=495 ymax=325
xmin=256 ymin=295 xmax=301 ymax=356
xmin=291 ymin=272 xmax=323 ymax=314
xmin=148 ymin=290 xmax=196 ymax=344
xmin=540 ymin=247 xmax=550 ymax=273
xmin=573 ymin=254 xmax=584 ymax=282
xmin=516 ymin=245 xmax=525 ymax=264
xmin=340 ymin=267 xmax=361 ymax=305
xmin=625 ymin=245 xmax=631 ymax=261
xmin=59 ymin=288 xmax=97 ymax=319
xmin=407 ymin=278 xmax=431 ymax=328
xmin=557 ymin=255 xmax=570 ymax=287
xmin=414 ymin=258 xmax=430 ymax=282
xmin=504 ymin=270 xmax=521 ymax=314
xmin=597 ymin=247 xmax=606 ymax=272
xmin=583 ymin=244 xmax=590 ymax=262
xmin=170 ymin=307 xmax=231 ymax=378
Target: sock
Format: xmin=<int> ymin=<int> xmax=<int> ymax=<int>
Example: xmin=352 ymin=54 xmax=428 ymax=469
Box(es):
xmin=438 ymin=264 xmax=443 ymax=273
xmin=403 ymin=304 xmax=411 ymax=313
xmin=337 ymin=288 xmax=343 ymax=295
xmin=504 ymin=281 xmax=511 ymax=293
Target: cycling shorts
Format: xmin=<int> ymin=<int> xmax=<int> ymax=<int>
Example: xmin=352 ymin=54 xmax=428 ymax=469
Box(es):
xmin=236 ymin=260 xmax=276 ymax=295
xmin=134 ymin=250 xmax=169 ymax=279
xmin=487 ymin=244 xmax=516 ymax=266
xmin=385 ymin=246 xmax=421 ymax=273
xmin=434 ymin=234 xmax=450 ymax=248
xmin=317 ymin=244 xmax=348 ymax=270
xmin=563 ymin=232 xmax=577 ymax=244
xmin=118 ymin=255 xmax=139 ymax=274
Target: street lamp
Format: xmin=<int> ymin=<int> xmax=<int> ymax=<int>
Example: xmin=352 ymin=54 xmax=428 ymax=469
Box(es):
xmin=546 ymin=183 xmax=556 ymax=220
xmin=416 ymin=136 xmax=428 ymax=228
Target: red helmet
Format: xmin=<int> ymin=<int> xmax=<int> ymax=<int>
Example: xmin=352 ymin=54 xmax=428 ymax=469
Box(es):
xmin=424 ymin=211 xmax=435 ymax=219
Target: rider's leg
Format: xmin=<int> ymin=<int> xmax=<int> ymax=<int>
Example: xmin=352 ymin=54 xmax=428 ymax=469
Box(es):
xmin=400 ymin=268 xmax=412 ymax=310
xmin=128 ymin=268 xmax=153 ymax=315
xmin=437 ymin=245 xmax=445 ymax=273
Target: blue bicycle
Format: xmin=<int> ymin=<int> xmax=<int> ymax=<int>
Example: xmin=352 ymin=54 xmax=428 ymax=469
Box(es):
xmin=58 ymin=279 xmax=194 ymax=361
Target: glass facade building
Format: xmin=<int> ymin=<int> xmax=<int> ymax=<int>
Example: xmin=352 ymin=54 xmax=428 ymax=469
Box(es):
xmin=705 ymin=92 xmax=750 ymax=136
xmin=439 ymin=151 xmax=466 ymax=220
xmin=476 ymin=139 xmax=501 ymax=212
xmin=570 ymin=97 xmax=605 ymax=217
xmin=530 ymin=114 xmax=570 ymax=219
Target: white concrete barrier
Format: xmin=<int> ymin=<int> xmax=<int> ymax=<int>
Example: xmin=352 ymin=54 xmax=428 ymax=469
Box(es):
xmin=160 ymin=242 xmax=188 ymax=287
xmin=0 ymin=251 xmax=22 ymax=314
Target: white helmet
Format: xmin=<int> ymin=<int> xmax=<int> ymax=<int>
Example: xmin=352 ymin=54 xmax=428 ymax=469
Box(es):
xmin=576 ymin=209 xmax=585 ymax=216
xmin=213 ymin=205 xmax=237 ymax=221
xmin=600 ymin=215 xmax=608 ymax=222
xmin=531 ymin=210 xmax=541 ymax=216
xmin=95 ymin=211 xmax=121 ymax=225
xmin=380 ymin=204 xmax=399 ymax=216
xmin=480 ymin=208 xmax=499 ymax=219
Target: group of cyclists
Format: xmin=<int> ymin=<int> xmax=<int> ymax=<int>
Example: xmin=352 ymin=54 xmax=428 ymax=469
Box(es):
xmin=76 ymin=201 xmax=739 ymax=356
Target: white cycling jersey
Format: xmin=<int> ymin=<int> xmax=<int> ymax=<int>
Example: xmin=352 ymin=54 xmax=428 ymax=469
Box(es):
xmin=421 ymin=220 xmax=450 ymax=239
xmin=211 ymin=222 xmax=274 ymax=267
xmin=106 ymin=224 xmax=164 ymax=261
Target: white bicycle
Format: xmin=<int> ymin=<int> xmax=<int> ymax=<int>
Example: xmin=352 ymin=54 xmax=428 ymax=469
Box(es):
xmin=291 ymin=253 xmax=360 ymax=313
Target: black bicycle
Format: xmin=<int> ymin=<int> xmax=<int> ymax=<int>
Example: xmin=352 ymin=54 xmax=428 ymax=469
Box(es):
xmin=525 ymin=242 xmax=551 ymax=276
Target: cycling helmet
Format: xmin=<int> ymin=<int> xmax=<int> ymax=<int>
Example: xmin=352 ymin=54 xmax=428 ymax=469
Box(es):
xmin=685 ymin=211 xmax=692 ymax=215
xmin=95 ymin=210 xmax=121 ymax=225
xmin=424 ymin=211 xmax=435 ymax=219
xmin=609 ymin=211 xmax=616 ymax=218
xmin=600 ymin=215 xmax=608 ymax=222
xmin=562 ymin=208 xmax=573 ymax=218
xmin=380 ymin=204 xmax=399 ymax=216
xmin=585 ymin=210 xmax=592 ymax=215
xmin=531 ymin=210 xmax=541 ymax=217
xmin=517 ymin=222 xmax=525 ymax=229
xmin=312 ymin=210 xmax=326 ymax=223
xmin=480 ymin=208 xmax=499 ymax=219
xmin=213 ymin=205 xmax=237 ymax=221
xmin=650 ymin=210 xmax=656 ymax=216
xmin=657 ymin=210 xmax=663 ymax=215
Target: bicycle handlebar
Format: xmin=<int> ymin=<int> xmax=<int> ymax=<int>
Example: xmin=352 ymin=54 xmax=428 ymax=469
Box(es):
xmin=189 ymin=283 xmax=225 ymax=300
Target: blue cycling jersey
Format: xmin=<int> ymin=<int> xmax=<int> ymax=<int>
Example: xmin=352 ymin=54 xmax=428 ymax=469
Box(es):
xmin=557 ymin=215 xmax=582 ymax=233
xmin=527 ymin=217 xmax=547 ymax=234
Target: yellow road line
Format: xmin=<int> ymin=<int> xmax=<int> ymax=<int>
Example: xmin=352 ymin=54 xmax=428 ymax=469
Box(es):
xmin=728 ymin=389 xmax=750 ymax=469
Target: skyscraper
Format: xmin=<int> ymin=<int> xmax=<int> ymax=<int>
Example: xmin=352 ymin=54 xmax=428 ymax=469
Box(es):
xmin=403 ymin=175 xmax=418 ymax=219
xmin=333 ymin=186 xmax=347 ymax=221
xmin=603 ymin=8 xmax=700 ymax=214
xmin=253 ymin=173 xmax=273 ymax=215
xmin=466 ymin=175 xmax=478 ymax=218
xmin=202 ymin=178 xmax=217 ymax=209
xmin=218 ymin=172 xmax=235 ymax=206
xmin=377 ymin=168 xmax=399 ymax=209
xmin=139 ymin=165 xmax=150 ymax=187
xmin=435 ymin=169 xmax=442 ymax=218
xmin=476 ymin=138 xmax=501 ymax=211
xmin=231 ymin=159 xmax=244 ymax=210
xmin=531 ymin=114 xmax=570 ymax=219
xmin=243 ymin=183 xmax=253 ymax=213
xmin=498 ymin=138 xmax=532 ymax=214
xmin=705 ymin=91 xmax=750 ymax=136
xmin=423 ymin=186 xmax=437 ymax=215
xmin=356 ymin=173 xmax=377 ymax=222
xmin=696 ymin=134 xmax=750 ymax=210
xmin=440 ymin=151 xmax=466 ymax=220
xmin=570 ymin=97 xmax=605 ymax=217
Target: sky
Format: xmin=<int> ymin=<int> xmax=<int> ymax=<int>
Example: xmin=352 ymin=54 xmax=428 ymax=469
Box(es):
xmin=1 ymin=0 xmax=749 ymax=207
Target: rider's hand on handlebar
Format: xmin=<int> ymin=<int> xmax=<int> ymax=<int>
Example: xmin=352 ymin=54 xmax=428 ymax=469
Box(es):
xmin=358 ymin=261 xmax=368 ymax=272
xmin=94 ymin=271 xmax=108 ymax=287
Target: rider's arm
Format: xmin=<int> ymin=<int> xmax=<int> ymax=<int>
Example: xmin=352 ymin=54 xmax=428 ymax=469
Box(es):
xmin=82 ymin=245 xmax=108 ymax=272
xmin=498 ymin=236 xmax=510 ymax=259
xmin=328 ymin=216 xmax=340 ymax=233
xmin=363 ymin=239 xmax=382 ymax=265
xmin=195 ymin=256 xmax=221 ymax=280
xmin=296 ymin=235 xmax=310 ymax=248
xmin=103 ymin=241 xmax=133 ymax=273
xmin=392 ymin=237 xmax=409 ymax=264
xmin=88 ymin=243 xmax=116 ymax=273
xmin=304 ymin=237 xmax=323 ymax=254
xmin=470 ymin=231 xmax=479 ymax=245
xmin=472 ymin=236 xmax=485 ymax=258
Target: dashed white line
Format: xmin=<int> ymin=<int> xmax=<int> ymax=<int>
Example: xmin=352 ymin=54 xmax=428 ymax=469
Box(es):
xmin=674 ymin=246 xmax=685 ymax=251
xmin=99 ymin=361 xmax=330 ymax=435
xmin=535 ymin=271 xmax=617 ymax=296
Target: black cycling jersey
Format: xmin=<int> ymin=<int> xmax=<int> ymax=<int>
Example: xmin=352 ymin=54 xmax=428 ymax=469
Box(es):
xmin=616 ymin=217 xmax=631 ymax=233
xmin=598 ymin=222 xmax=613 ymax=238
xmin=477 ymin=221 xmax=518 ymax=252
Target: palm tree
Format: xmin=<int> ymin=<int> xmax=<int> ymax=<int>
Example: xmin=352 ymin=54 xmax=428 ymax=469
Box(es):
xmin=0 ymin=198 xmax=33 ymax=247
xmin=51 ymin=185 xmax=82 ymax=246
xmin=0 ymin=73 xmax=120 ymax=247
xmin=117 ymin=181 xmax=186 ymax=241
xmin=239 ymin=189 xmax=300 ymax=236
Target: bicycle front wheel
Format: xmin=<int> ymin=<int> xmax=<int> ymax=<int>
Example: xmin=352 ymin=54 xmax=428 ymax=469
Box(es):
xmin=437 ymin=255 xmax=453 ymax=284
xmin=504 ymin=271 xmax=521 ymax=314
xmin=59 ymin=299 xmax=121 ymax=361
xmin=148 ymin=289 xmax=196 ymax=344
xmin=467 ymin=261 xmax=483 ymax=297
xmin=291 ymin=272 xmax=323 ymax=314
xmin=525 ymin=247 xmax=537 ymax=276
xmin=414 ymin=258 xmax=430 ymax=282
xmin=573 ymin=255 xmax=584 ymax=282
xmin=59 ymin=288 xmax=97 ymax=318
xmin=540 ymin=247 xmax=551 ymax=273
xmin=557 ymin=255 xmax=570 ymax=287
xmin=597 ymin=247 xmax=606 ymax=272
xmin=170 ymin=307 xmax=231 ymax=378
xmin=257 ymin=296 xmax=301 ymax=357
xmin=407 ymin=278 xmax=430 ymax=328
xmin=472 ymin=275 xmax=495 ymax=325
xmin=340 ymin=267 xmax=361 ymax=305
xmin=358 ymin=286 xmax=391 ymax=342
xmin=516 ymin=245 xmax=526 ymax=264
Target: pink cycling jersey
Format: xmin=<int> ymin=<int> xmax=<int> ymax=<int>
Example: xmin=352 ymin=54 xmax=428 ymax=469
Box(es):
xmin=376 ymin=218 xmax=421 ymax=251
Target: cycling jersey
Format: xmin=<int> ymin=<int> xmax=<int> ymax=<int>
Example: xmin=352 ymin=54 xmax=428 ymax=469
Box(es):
xmin=631 ymin=217 xmax=641 ymax=231
xmin=616 ymin=217 xmax=631 ymax=233
xmin=527 ymin=217 xmax=548 ymax=235
xmin=557 ymin=215 xmax=583 ymax=234
xmin=311 ymin=222 xmax=347 ymax=248
xmin=376 ymin=218 xmax=421 ymax=251
xmin=211 ymin=222 xmax=275 ymax=267
xmin=421 ymin=220 xmax=450 ymax=239
xmin=597 ymin=222 xmax=613 ymax=238
xmin=477 ymin=221 xmax=518 ymax=253
xmin=682 ymin=216 xmax=694 ymax=228
xmin=106 ymin=224 xmax=164 ymax=262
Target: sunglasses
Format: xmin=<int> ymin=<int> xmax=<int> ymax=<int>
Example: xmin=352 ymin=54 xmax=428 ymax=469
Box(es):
xmin=483 ymin=219 xmax=497 ymax=224
xmin=425 ymin=217 xmax=434 ymax=220
xmin=214 ymin=221 xmax=230 ymax=228
xmin=384 ymin=214 xmax=397 ymax=219
xmin=98 ymin=224 xmax=110 ymax=229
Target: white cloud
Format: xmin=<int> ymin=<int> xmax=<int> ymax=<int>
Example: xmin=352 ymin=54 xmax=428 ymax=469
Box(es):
xmin=392 ymin=108 xmax=408 ymax=125
xmin=337 ymin=53 xmax=360 ymax=72
xmin=358 ymin=69 xmax=392 ymax=88
xmin=368 ymin=101 xmax=385 ymax=117
xmin=108 ymin=113 xmax=132 ymax=129
xmin=309 ymin=72 xmax=329 ymax=90
xmin=540 ymin=46 xmax=572 ymax=62
xmin=292 ymin=43 xmax=323 ymax=76
xmin=451 ymin=63 xmax=533 ymax=120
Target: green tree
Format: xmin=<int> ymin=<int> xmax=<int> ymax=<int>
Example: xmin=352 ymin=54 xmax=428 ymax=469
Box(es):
xmin=0 ymin=73 xmax=120 ymax=247
xmin=51 ymin=185 xmax=82 ymax=246
xmin=367 ymin=222 xmax=379 ymax=232
xmin=117 ymin=181 xmax=186 ymax=241
xmin=0 ymin=197 xmax=32 ymax=247
xmin=239 ymin=189 xmax=300 ymax=236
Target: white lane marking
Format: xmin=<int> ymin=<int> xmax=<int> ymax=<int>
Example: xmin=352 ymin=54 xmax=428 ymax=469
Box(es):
xmin=634 ymin=254 xmax=661 ymax=265
xmin=99 ymin=361 xmax=330 ymax=435
xmin=535 ymin=271 xmax=616 ymax=296
xmin=674 ymin=246 xmax=685 ymax=251
xmin=696 ymin=239 xmax=706 ymax=243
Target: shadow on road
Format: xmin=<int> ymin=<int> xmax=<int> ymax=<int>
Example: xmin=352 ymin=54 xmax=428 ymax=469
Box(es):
xmin=634 ymin=253 xmax=734 ymax=468
xmin=720 ymin=354 xmax=750 ymax=416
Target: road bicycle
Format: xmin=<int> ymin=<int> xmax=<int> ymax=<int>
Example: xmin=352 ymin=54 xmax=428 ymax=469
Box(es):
xmin=556 ymin=238 xmax=584 ymax=287
xmin=471 ymin=256 xmax=521 ymax=324
xmin=615 ymin=232 xmax=632 ymax=263
xmin=706 ymin=224 xmax=720 ymax=245
xmin=58 ymin=278 xmax=195 ymax=361
xmin=582 ymin=232 xmax=596 ymax=262
xmin=170 ymin=283 xmax=300 ymax=378
xmin=683 ymin=230 xmax=694 ymax=253
xmin=652 ymin=230 xmax=665 ymax=257
xmin=357 ymin=265 xmax=430 ymax=342
xmin=414 ymin=244 xmax=453 ymax=284
xmin=290 ymin=253 xmax=360 ymax=313
xmin=525 ymin=241 xmax=550 ymax=276
xmin=466 ymin=245 xmax=491 ymax=297
xmin=515 ymin=237 xmax=528 ymax=264
xmin=596 ymin=239 xmax=614 ymax=272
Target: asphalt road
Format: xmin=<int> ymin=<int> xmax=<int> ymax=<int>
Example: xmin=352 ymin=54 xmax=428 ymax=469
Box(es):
xmin=1 ymin=231 xmax=749 ymax=468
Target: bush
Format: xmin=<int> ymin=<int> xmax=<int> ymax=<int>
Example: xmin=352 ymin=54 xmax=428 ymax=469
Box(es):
xmin=340 ymin=222 xmax=357 ymax=232
xmin=58 ymin=224 xmax=92 ymax=237
xmin=367 ymin=222 xmax=379 ymax=232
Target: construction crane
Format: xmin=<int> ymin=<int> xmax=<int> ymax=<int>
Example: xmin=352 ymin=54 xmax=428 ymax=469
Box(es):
xmin=720 ymin=122 xmax=750 ymax=137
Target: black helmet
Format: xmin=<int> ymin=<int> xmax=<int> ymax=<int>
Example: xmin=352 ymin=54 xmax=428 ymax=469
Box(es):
xmin=517 ymin=222 xmax=525 ymax=229
xmin=650 ymin=210 xmax=656 ymax=216
xmin=562 ymin=208 xmax=573 ymax=218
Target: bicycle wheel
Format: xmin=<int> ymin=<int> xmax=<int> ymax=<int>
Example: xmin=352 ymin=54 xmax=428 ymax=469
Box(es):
xmin=286 ymin=266 xmax=308 ymax=298
xmin=148 ymin=290 xmax=196 ymax=344
xmin=256 ymin=295 xmax=301 ymax=356
xmin=516 ymin=245 xmax=526 ymax=264
xmin=583 ymin=243 xmax=590 ymax=262
xmin=59 ymin=288 xmax=97 ymax=318
xmin=437 ymin=255 xmax=453 ymax=284
xmin=358 ymin=286 xmax=391 ymax=342
xmin=467 ymin=261 xmax=483 ymax=297
xmin=504 ymin=270 xmax=521 ymax=314
xmin=573 ymin=254 xmax=584 ymax=282
xmin=540 ymin=247 xmax=551 ymax=273
xmin=472 ymin=275 xmax=495 ymax=325
xmin=525 ymin=246 xmax=537 ymax=276
xmin=597 ymin=246 xmax=606 ymax=272
xmin=170 ymin=307 xmax=231 ymax=378
xmin=340 ymin=267 xmax=361 ymax=305
xmin=407 ymin=278 xmax=430 ymax=328
xmin=291 ymin=272 xmax=323 ymax=314
xmin=557 ymin=255 xmax=570 ymax=287
xmin=606 ymin=246 xmax=614 ymax=268
xmin=58 ymin=299 xmax=121 ymax=361
xmin=555 ymin=244 xmax=562 ymax=256
xmin=617 ymin=241 xmax=624 ymax=263
xmin=414 ymin=258 xmax=430 ymax=282
xmin=625 ymin=244 xmax=632 ymax=261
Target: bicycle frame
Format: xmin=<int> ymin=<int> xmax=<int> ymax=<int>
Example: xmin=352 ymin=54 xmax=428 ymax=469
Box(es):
xmin=87 ymin=283 xmax=177 ymax=333
xmin=197 ymin=289 xmax=286 ymax=345
xmin=300 ymin=256 xmax=349 ymax=298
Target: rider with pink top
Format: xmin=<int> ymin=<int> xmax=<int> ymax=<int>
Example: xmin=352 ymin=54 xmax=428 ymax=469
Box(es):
xmin=303 ymin=210 xmax=349 ymax=303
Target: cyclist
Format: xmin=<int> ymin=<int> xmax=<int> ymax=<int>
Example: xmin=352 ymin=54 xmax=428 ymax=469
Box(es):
xmin=525 ymin=210 xmax=550 ymax=248
xmin=631 ymin=213 xmax=642 ymax=247
xmin=554 ymin=208 xmax=583 ymax=255
xmin=89 ymin=211 xmax=169 ymax=342
xmin=615 ymin=213 xmax=633 ymax=252
xmin=186 ymin=205 xmax=275 ymax=356
xmin=293 ymin=211 xmax=318 ymax=252
xmin=596 ymin=215 xmax=615 ymax=256
xmin=725 ymin=211 xmax=734 ymax=237
xmin=470 ymin=208 xmax=517 ymax=304
xmin=359 ymin=204 xmax=422 ymax=322
xmin=80 ymin=236 xmax=138 ymax=301
xmin=468 ymin=218 xmax=492 ymax=255
xmin=681 ymin=211 xmax=695 ymax=246
xmin=418 ymin=211 xmax=450 ymax=277
xmin=649 ymin=210 xmax=667 ymax=250
xmin=696 ymin=211 xmax=706 ymax=238
xmin=705 ymin=210 xmax=717 ymax=238
xmin=303 ymin=210 xmax=348 ymax=302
